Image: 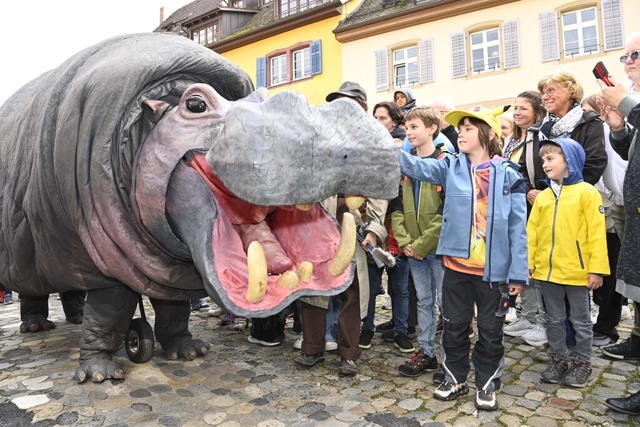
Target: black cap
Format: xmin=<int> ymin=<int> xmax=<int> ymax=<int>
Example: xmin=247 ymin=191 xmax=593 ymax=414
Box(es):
xmin=326 ymin=81 xmax=367 ymax=103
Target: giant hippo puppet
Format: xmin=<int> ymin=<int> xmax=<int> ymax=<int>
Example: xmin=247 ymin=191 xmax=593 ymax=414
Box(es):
xmin=0 ymin=33 xmax=400 ymax=382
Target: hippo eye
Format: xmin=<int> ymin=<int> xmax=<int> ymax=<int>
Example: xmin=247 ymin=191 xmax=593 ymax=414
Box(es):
xmin=186 ymin=97 xmax=207 ymax=113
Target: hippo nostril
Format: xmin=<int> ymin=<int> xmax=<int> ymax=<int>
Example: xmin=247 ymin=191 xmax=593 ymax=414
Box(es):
xmin=343 ymin=154 xmax=348 ymax=160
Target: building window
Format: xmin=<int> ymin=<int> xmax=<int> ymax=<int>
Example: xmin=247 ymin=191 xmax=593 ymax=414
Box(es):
xmin=232 ymin=0 xmax=245 ymax=6
xmin=471 ymin=28 xmax=500 ymax=73
xmin=293 ymin=48 xmax=311 ymax=80
xmin=191 ymin=20 xmax=220 ymax=46
xmin=562 ymin=7 xmax=599 ymax=57
xmin=539 ymin=1 xmax=623 ymax=63
xmin=277 ymin=0 xmax=326 ymax=18
xmin=270 ymin=54 xmax=288 ymax=86
xmin=393 ymin=46 xmax=418 ymax=87
xmin=256 ymin=40 xmax=322 ymax=88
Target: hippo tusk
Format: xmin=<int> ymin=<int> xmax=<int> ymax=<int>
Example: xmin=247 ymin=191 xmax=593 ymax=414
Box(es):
xmin=344 ymin=195 xmax=365 ymax=210
xmin=246 ymin=241 xmax=268 ymax=303
xmin=297 ymin=261 xmax=313 ymax=283
xmin=327 ymin=212 xmax=356 ymax=276
xmin=294 ymin=203 xmax=314 ymax=211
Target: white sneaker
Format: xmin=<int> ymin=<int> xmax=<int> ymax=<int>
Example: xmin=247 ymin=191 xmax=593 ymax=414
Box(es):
xmin=503 ymin=317 xmax=534 ymax=337
xmin=293 ymin=335 xmax=303 ymax=350
xmin=591 ymin=304 xmax=600 ymax=323
xmin=522 ymin=324 xmax=547 ymax=346
xmin=504 ymin=307 xmax=518 ymax=324
xmin=621 ymin=304 xmax=633 ymax=321
xmin=325 ymin=340 xmax=338 ymax=351
xmin=381 ymin=295 xmax=392 ymax=310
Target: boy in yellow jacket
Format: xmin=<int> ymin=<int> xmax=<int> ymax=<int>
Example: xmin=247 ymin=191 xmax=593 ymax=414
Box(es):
xmin=528 ymin=138 xmax=609 ymax=388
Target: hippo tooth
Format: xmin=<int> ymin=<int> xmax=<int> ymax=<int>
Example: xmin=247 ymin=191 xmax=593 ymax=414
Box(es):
xmin=297 ymin=261 xmax=313 ymax=283
xmin=246 ymin=241 xmax=268 ymax=303
xmin=294 ymin=203 xmax=314 ymax=211
xmin=327 ymin=212 xmax=356 ymax=277
xmin=344 ymin=195 xmax=365 ymax=210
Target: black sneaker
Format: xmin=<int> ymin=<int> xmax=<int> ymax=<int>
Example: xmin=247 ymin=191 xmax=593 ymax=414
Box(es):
xmin=563 ymin=360 xmax=592 ymax=388
xmin=541 ymin=356 xmax=570 ymax=384
xmin=394 ymin=333 xmax=415 ymax=353
xmin=433 ymin=381 xmax=469 ymax=401
xmin=602 ymin=335 xmax=640 ymax=360
xmin=433 ymin=365 xmax=445 ymax=384
xmin=407 ymin=326 xmax=418 ymax=339
xmin=398 ymin=352 xmax=438 ymax=377
xmin=475 ymin=389 xmax=498 ymax=411
xmin=381 ymin=329 xmax=395 ymax=342
xmin=359 ymin=329 xmax=375 ymax=349
xmin=375 ymin=320 xmax=395 ymax=332
xmin=295 ymin=352 xmax=325 ymax=368
xmin=339 ymin=357 xmax=358 ymax=376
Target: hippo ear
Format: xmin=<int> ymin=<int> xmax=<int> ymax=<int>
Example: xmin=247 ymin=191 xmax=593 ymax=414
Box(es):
xmin=142 ymin=99 xmax=172 ymax=124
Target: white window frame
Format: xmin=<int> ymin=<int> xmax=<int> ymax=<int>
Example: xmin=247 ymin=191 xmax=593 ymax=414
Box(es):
xmin=270 ymin=55 xmax=287 ymax=86
xmin=470 ymin=28 xmax=501 ymax=74
xmin=393 ymin=46 xmax=418 ymax=88
xmin=293 ymin=48 xmax=311 ymax=80
xmin=561 ymin=6 xmax=599 ymax=57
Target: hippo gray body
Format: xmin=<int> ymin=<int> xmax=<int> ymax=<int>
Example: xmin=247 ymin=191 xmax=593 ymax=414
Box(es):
xmin=0 ymin=33 xmax=399 ymax=381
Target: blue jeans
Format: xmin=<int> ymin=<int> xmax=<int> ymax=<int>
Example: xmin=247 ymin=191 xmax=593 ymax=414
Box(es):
xmin=362 ymin=257 xmax=410 ymax=332
xmin=408 ymin=255 xmax=444 ymax=357
xmin=325 ymin=295 xmax=342 ymax=342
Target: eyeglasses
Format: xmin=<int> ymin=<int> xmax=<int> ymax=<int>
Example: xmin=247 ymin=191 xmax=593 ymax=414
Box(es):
xmin=541 ymin=87 xmax=561 ymax=97
xmin=620 ymin=50 xmax=640 ymax=63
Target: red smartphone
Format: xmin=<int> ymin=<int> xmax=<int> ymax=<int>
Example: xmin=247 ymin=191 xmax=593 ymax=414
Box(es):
xmin=593 ymin=61 xmax=614 ymax=86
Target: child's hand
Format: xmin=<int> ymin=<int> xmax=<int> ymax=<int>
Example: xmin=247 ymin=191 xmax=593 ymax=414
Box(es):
xmin=507 ymin=284 xmax=525 ymax=296
xmin=402 ymin=244 xmax=415 ymax=258
xmin=528 ymin=269 xmax=534 ymax=281
xmin=587 ymin=273 xmax=603 ymax=290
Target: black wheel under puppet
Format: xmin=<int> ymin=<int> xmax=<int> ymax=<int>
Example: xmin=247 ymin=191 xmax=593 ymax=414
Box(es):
xmin=125 ymin=318 xmax=155 ymax=363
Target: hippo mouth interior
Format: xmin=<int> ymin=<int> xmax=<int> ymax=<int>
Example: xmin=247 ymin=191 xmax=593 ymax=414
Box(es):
xmin=189 ymin=153 xmax=354 ymax=312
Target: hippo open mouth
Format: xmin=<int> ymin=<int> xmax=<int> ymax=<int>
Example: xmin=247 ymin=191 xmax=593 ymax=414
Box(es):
xmin=188 ymin=152 xmax=357 ymax=314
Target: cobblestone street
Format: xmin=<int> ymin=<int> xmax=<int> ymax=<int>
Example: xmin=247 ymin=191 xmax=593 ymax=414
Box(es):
xmin=1 ymin=294 xmax=639 ymax=426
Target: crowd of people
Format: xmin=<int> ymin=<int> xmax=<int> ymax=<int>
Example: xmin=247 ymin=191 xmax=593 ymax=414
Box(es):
xmin=240 ymin=30 xmax=640 ymax=414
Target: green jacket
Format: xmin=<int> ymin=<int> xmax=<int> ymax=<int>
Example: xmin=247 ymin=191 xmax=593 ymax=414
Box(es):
xmin=391 ymin=152 xmax=445 ymax=259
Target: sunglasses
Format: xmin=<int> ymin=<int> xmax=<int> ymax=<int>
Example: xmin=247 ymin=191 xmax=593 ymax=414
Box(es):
xmin=620 ymin=50 xmax=640 ymax=63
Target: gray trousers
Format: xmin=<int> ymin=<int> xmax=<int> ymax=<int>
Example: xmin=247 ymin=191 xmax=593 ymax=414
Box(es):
xmin=540 ymin=281 xmax=592 ymax=363
xmin=520 ymin=280 xmax=546 ymax=325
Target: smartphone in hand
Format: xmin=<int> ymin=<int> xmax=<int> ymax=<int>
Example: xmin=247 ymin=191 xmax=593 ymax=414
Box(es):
xmin=593 ymin=61 xmax=614 ymax=86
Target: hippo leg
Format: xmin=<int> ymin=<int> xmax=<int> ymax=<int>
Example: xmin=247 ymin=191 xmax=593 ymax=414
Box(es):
xmin=75 ymin=286 xmax=138 ymax=383
xmin=60 ymin=290 xmax=87 ymax=324
xmin=20 ymin=295 xmax=56 ymax=333
xmin=149 ymin=298 xmax=210 ymax=361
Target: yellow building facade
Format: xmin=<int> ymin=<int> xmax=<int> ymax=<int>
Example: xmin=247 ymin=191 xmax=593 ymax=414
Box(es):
xmin=216 ymin=1 xmax=356 ymax=106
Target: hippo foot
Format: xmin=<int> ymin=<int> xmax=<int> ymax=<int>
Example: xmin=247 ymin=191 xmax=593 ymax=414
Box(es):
xmin=66 ymin=313 xmax=83 ymax=324
xmin=75 ymin=356 xmax=125 ymax=383
xmin=163 ymin=337 xmax=210 ymax=361
xmin=20 ymin=315 xmax=56 ymax=333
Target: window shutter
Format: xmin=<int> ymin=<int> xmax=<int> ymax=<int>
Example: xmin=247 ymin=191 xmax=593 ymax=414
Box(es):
xmin=311 ymin=39 xmax=322 ymax=75
xmin=375 ymin=49 xmax=389 ymax=92
xmin=539 ymin=11 xmax=560 ymax=62
xmin=451 ymin=32 xmax=467 ymax=78
xmin=256 ymin=57 xmax=267 ymax=88
xmin=502 ymin=19 xmax=520 ymax=69
xmin=602 ymin=0 xmax=624 ymax=51
xmin=419 ymin=38 xmax=435 ymax=83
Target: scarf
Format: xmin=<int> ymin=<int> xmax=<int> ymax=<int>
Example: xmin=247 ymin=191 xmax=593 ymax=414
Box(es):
xmin=539 ymin=102 xmax=583 ymax=140
xmin=502 ymin=129 xmax=534 ymax=161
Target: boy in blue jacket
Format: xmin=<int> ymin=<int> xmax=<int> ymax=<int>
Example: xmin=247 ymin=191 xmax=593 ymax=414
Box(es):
xmin=400 ymin=106 xmax=528 ymax=410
